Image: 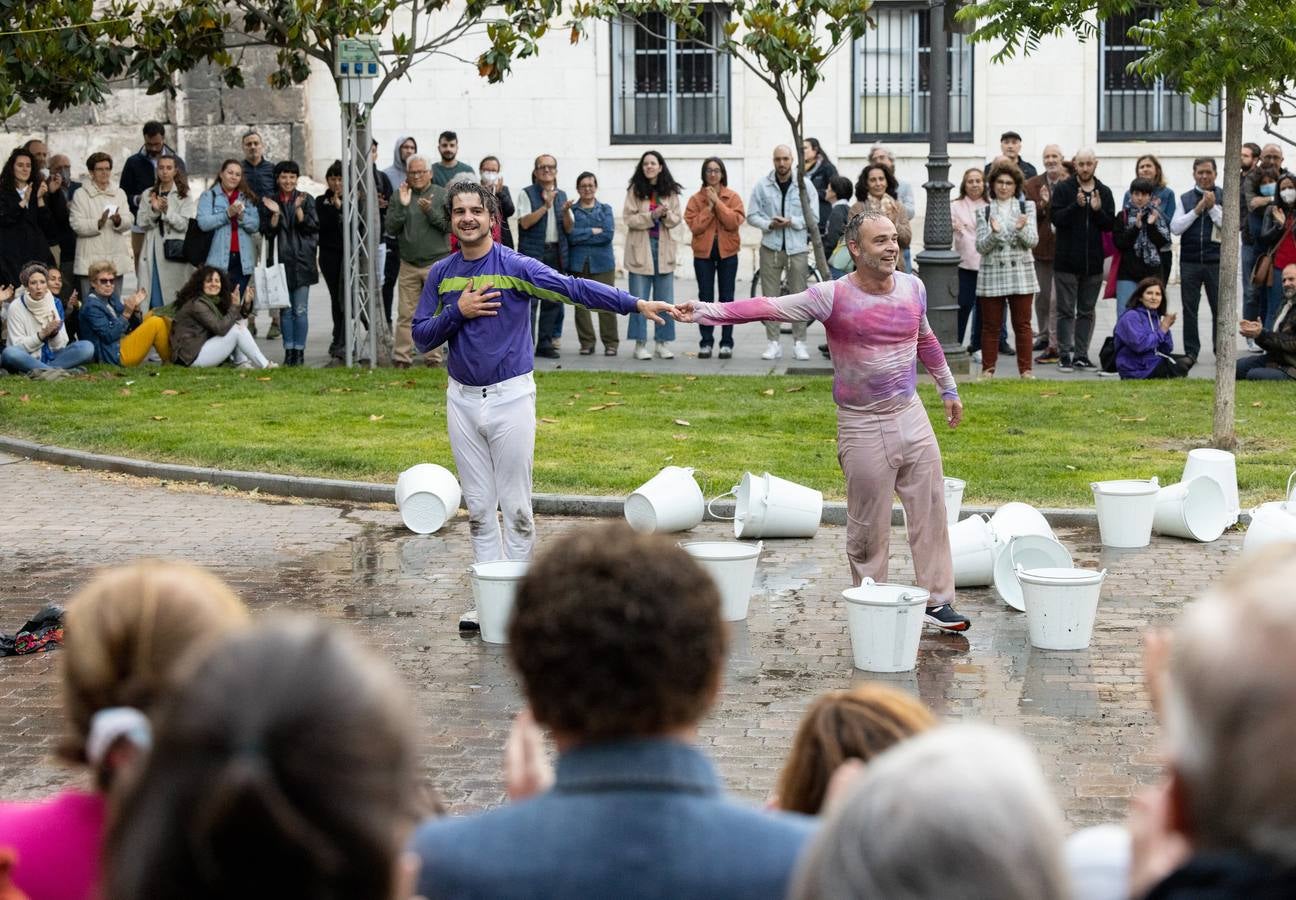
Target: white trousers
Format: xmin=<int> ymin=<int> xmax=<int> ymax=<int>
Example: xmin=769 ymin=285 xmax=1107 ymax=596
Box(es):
xmin=192 ymin=322 xmax=270 ymax=368
xmin=446 ymin=373 xmax=537 ymax=563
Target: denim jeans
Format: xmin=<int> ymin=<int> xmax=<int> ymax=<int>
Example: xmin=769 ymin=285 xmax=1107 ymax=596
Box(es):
xmin=1237 ymin=353 xmax=1294 ymax=380
xmin=1 ymin=340 xmax=95 ymax=373
xmin=626 ymin=237 xmax=675 ymax=343
xmin=226 ymin=250 xmax=251 ymax=297
xmin=1265 ymin=275 xmax=1285 ymax=331
xmin=957 ymin=268 xmax=977 ymax=344
xmin=1241 ymin=242 xmax=1260 ymax=322
xmin=279 ymin=285 xmax=311 ymax=350
xmin=694 ymin=249 xmax=737 ymax=348
xmin=1179 ymin=260 xmax=1219 ymax=359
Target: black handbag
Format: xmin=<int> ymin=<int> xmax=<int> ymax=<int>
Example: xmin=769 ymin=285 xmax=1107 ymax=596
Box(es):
xmin=162 ymin=218 xmax=187 ymax=262
xmin=1099 ymin=335 xmax=1118 ymax=374
xmin=180 ymin=188 xmax=217 ymax=267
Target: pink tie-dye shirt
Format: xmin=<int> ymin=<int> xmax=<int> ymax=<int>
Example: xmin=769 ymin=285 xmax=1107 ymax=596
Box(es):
xmin=695 ymin=271 xmax=959 ymax=414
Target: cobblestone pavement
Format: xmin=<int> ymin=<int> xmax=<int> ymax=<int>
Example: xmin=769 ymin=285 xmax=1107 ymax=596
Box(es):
xmin=0 ymin=453 xmax=1245 ymax=827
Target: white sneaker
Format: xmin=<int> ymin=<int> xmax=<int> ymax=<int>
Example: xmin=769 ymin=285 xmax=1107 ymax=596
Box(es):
xmin=793 ymin=341 xmax=810 ymax=361
xmin=654 ymin=341 xmax=674 ymax=359
xmin=634 ymin=341 xmax=651 ymax=360
xmin=761 ymin=341 xmax=782 ymax=360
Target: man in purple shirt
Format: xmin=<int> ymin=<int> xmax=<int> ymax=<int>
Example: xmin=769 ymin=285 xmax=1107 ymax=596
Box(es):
xmin=412 ymin=181 xmax=674 ymax=629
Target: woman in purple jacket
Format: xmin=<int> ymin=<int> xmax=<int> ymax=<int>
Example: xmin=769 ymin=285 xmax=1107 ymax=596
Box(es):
xmin=1113 ymin=277 xmax=1191 ymax=379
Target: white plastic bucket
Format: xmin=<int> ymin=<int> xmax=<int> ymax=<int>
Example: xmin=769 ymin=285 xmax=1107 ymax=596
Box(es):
xmin=1091 ymin=478 xmax=1160 ymax=548
xmin=988 ymin=502 xmax=1055 ymax=542
xmin=944 ymin=477 xmax=966 ymax=526
xmin=1017 ymin=566 xmax=1106 ymax=650
xmin=395 ymin=463 xmax=462 ymax=534
xmin=469 ymin=560 xmax=529 ymax=644
xmin=624 ymin=466 xmax=704 ymax=534
xmin=708 ymin=472 xmax=822 ymax=539
xmin=994 ymin=534 xmax=1074 ymax=612
xmin=1152 ymin=477 xmax=1228 ymax=543
xmin=949 ymin=514 xmax=999 ymax=587
xmin=681 ymin=541 xmax=763 ymax=621
xmin=1243 ymin=474 xmax=1296 ymax=555
xmin=1183 ymin=448 xmax=1240 ymax=525
xmin=842 ymin=579 xmax=929 ymax=673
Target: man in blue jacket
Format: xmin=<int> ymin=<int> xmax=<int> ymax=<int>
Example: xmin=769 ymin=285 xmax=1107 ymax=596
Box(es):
xmin=411 ymin=521 xmax=817 ymax=899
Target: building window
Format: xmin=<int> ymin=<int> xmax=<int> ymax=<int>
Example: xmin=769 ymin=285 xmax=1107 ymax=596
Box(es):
xmin=852 ymin=4 xmax=973 ymax=143
xmin=611 ymin=6 xmax=731 ymax=144
xmin=1099 ymin=7 xmax=1219 ymax=140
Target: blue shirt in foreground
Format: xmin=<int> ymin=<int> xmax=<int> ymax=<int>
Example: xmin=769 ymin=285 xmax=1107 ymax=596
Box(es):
xmin=412 ymin=244 xmax=640 ymax=387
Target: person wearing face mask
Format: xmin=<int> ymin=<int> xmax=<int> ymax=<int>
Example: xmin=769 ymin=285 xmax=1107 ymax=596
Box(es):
xmin=0 ymin=263 xmax=94 ymax=377
xmin=1256 ymin=174 xmax=1296 ymax=332
xmin=1243 ymin=165 xmax=1281 ymax=343
xmin=1238 ymin=263 xmax=1296 ymax=381
xmin=1113 ymin=278 xmax=1190 ymax=379
xmin=479 ymin=156 xmax=515 ymax=248
xmin=69 ymin=152 xmax=134 ymax=302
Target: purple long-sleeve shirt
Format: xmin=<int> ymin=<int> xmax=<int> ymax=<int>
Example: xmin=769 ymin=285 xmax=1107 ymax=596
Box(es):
xmin=412 ymin=244 xmax=639 ymax=386
xmin=1114 ymin=306 xmax=1174 ymax=379
xmin=695 ymin=272 xmax=958 ymax=414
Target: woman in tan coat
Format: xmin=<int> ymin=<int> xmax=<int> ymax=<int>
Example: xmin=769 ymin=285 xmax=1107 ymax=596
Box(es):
xmin=70 ymin=152 xmax=134 ymax=301
xmin=134 ymin=154 xmax=196 ymax=309
xmin=623 ymin=150 xmax=682 ymax=359
xmin=683 ymin=157 xmax=744 ymax=359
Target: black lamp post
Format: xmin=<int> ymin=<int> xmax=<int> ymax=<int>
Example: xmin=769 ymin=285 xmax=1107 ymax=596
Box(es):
xmin=915 ymin=0 xmax=970 ymax=373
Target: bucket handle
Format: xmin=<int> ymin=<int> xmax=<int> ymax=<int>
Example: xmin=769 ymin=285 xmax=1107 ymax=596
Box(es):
xmin=1285 ymin=470 xmax=1296 ymax=508
xmin=859 ymin=577 xmax=919 ymax=604
xmin=706 ymin=488 xmax=738 ymax=521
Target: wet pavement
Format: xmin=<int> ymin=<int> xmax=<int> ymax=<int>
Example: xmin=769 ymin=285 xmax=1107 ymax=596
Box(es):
xmin=0 ymin=452 xmax=1245 ymax=826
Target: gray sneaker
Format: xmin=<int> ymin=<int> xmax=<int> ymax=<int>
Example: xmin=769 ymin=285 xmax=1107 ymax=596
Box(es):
xmin=29 ymin=368 xmax=71 ymax=381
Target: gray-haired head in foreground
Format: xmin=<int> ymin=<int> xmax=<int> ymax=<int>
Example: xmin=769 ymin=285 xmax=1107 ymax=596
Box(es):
xmin=443 ymin=179 xmax=500 ymax=222
xmin=1162 ymin=544 xmax=1296 ymax=865
xmin=789 ymin=723 xmax=1069 ymax=900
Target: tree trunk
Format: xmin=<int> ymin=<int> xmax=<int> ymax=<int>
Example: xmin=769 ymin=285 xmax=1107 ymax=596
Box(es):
xmin=1212 ymin=86 xmax=1243 ymax=449
xmin=778 ymin=99 xmax=831 ymax=281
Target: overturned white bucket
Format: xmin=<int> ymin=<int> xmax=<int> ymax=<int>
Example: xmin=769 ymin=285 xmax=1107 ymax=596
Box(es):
xmin=950 ymin=514 xmax=999 ymax=587
xmin=994 ymin=534 xmax=1074 ymax=612
xmin=988 ymin=502 xmax=1054 ymax=543
xmin=681 ymin=541 xmax=763 ymax=622
xmin=469 ymin=559 xmax=529 ymax=644
xmin=1152 ymin=477 xmax=1228 ymax=543
xmin=842 ymin=579 xmax=929 ymax=673
xmin=944 ymin=477 xmax=966 ymax=526
xmin=1183 ymin=449 xmax=1240 ymax=525
xmin=1092 ymin=478 xmax=1159 ymax=548
xmin=1018 ymin=566 xmax=1106 ymax=651
xmin=709 ymin=472 xmax=822 ymax=540
xmin=395 ymin=463 xmax=462 ymax=534
xmin=624 ymin=466 xmax=704 ymax=534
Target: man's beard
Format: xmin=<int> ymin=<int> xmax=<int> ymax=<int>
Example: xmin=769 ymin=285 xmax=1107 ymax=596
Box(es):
xmin=1283 ymin=287 xmax=1296 ymax=302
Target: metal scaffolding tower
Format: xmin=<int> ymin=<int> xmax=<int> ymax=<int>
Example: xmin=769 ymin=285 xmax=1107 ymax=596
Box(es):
xmin=337 ymin=39 xmax=384 ymax=368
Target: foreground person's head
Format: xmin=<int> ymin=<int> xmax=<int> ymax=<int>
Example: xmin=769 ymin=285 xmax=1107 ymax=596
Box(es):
xmin=509 ymin=522 xmax=726 ymax=745
xmin=790 ymin=723 xmax=1069 ymax=900
xmin=105 ymin=617 xmax=423 ymax=900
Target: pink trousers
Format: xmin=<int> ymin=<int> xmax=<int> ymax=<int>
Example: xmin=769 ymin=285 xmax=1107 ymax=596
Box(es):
xmin=837 ymin=396 xmax=955 ymax=607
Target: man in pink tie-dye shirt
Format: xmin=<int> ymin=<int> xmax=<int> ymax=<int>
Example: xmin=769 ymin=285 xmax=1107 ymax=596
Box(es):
xmin=677 ymin=210 xmax=970 ymax=632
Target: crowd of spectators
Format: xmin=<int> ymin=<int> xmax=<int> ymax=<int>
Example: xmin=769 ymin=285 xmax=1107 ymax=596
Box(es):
xmin=1 ymin=124 xmax=1292 ymax=383
xmin=1 ymin=525 xmax=1293 ymax=900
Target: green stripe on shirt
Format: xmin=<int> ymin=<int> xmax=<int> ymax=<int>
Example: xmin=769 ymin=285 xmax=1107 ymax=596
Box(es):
xmin=436 ymin=275 xmax=571 ymax=307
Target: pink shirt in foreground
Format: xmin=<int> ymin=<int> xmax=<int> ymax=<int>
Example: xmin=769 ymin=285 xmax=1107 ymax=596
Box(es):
xmin=695 ymin=271 xmax=959 ymax=414
xmin=0 ymin=790 xmax=105 ymax=900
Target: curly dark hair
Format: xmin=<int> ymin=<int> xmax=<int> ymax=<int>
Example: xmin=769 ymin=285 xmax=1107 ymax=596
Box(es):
xmin=628 ymin=150 xmax=681 ymax=200
xmin=442 ymin=179 xmax=499 ymax=223
xmin=508 ymin=522 xmax=726 ymax=740
xmin=855 ymin=163 xmax=898 ymax=203
xmin=175 ymin=265 xmax=234 ymax=312
xmin=987 ymin=160 xmax=1025 ymax=195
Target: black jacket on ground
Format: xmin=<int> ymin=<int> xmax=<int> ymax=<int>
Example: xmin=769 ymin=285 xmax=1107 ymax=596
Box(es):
xmin=1050 ymin=175 xmax=1115 ymax=277
xmin=261 ymin=191 xmax=320 ymax=290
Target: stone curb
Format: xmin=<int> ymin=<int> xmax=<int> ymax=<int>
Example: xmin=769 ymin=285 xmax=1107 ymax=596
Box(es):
xmin=2 ymin=434 xmax=1242 ymax=528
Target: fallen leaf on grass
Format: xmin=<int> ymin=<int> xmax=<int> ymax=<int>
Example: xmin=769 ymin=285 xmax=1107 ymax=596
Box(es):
xmin=19 ymin=394 xmax=29 ymax=403
xmin=785 ymin=385 xmax=805 ymax=393
xmin=161 ymin=389 xmax=179 ymax=396
xmin=256 ymin=377 xmax=272 ymax=382
xmin=684 ymin=375 xmax=698 ymax=382
xmin=1118 ymin=416 xmax=1148 ymax=422
xmin=1082 ymin=394 xmax=1092 ymax=400
xmin=151 ymin=415 xmax=167 ymax=421
xmin=1039 ymin=391 xmax=1059 ymax=397
xmin=0 ymin=391 xmax=7 ymax=397
xmin=761 ymin=389 xmax=775 ymax=396
xmin=539 ymin=417 xmax=560 ymax=424
xmin=605 ymin=390 xmax=622 ymax=396
xmin=1252 ymin=401 xmax=1264 ymax=408
xmin=124 ymin=380 xmax=135 ymax=386
xmin=586 ymin=402 xmax=624 ymax=411
xmin=672 ymin=433 xmax=689 ymax=440
xmin=369 ymin=414 xmax=384 ymax=421
xmin=674 ymin=419 xmax=691 ymax=426
xmin=209 ymin=403 xmax=224 ymax=409
xmin=1065 ymin=465 xmax=1077 ymax=470
xmin=118 ymin=388 xmax=131 ymax=396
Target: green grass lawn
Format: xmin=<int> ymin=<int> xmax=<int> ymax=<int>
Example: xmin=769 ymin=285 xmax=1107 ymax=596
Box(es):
xmin=1 ymin=367 xmax=1292 ymax=507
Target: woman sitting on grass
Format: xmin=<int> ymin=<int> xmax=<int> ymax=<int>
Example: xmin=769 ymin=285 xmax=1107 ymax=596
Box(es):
xmin=170 ymin=265 xmax=275 ymax=369
xmin=0 ymin=262 xmax=94 ymax=377
xmin=80 ymin=260 xmax=172 ymax=366
xmin=1113 ymin=277 xmax=1190 ymax=380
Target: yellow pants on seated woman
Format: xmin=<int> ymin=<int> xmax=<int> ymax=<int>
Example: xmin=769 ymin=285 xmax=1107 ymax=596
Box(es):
xmin=120 ymin=313 xmax=172 ymax=366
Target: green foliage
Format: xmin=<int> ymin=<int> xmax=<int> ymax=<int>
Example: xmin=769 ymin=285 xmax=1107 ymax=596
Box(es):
xmin=957 ymin=0 xmax=1296 ymax=110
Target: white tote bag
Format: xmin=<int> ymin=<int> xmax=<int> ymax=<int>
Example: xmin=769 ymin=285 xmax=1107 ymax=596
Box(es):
xmin=253 ymin=234 xmax=291 ymax=310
